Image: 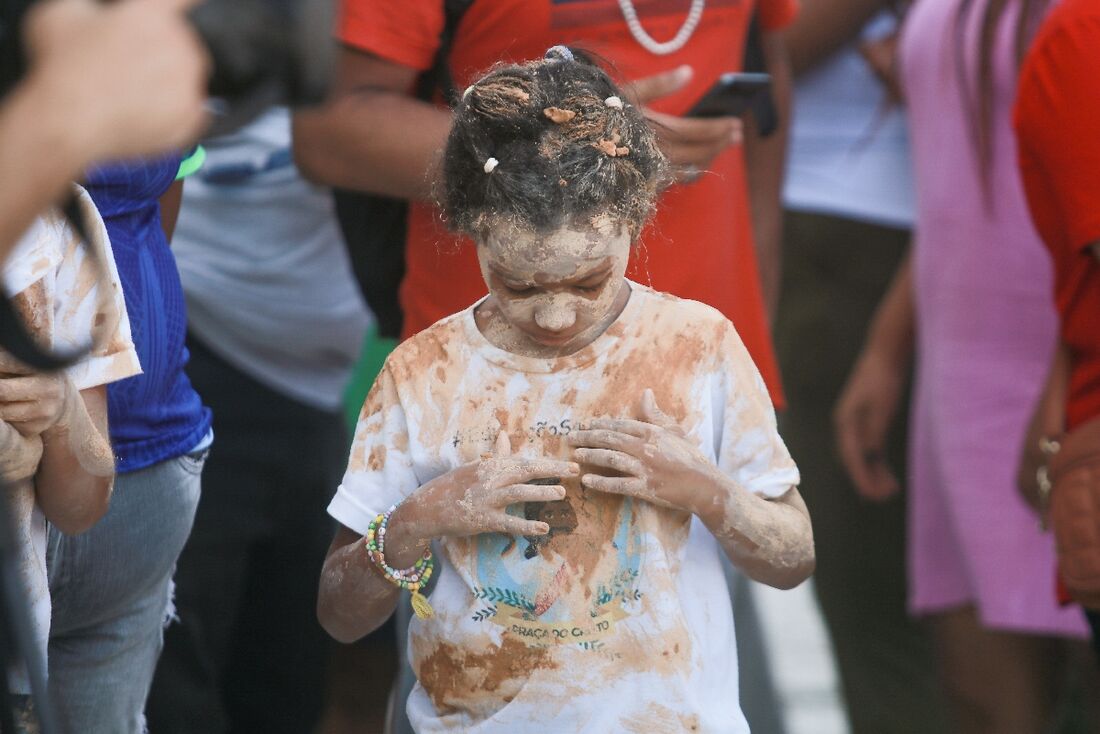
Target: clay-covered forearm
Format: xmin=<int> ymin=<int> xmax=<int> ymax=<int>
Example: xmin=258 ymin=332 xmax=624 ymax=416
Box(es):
xmin=318 ymin=525 xmax=403 ymax=643
xmin=696 ymin=473 xmax=815 ymax=589
xmin=864 ymin=252 xmax=914 ymax=367
xmin=292 ymin=90 xmax=452 ymax=201
xmin=744 ymin=31 xmax=792 ymax=320
xmin=35 ymin=385 xmax=114 ymax=535
xmin=318 ymin=494 xmax=440 ymax=643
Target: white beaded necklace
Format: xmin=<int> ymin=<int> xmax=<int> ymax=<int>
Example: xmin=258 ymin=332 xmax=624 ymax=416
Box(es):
xmin=616 ymin=0 xmax=706 ymax=56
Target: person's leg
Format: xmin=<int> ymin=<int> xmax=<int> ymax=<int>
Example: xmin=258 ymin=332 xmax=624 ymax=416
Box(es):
xmin=46 ymin=453 xmax=203 ymax=734
xmin=221 ymin=396 xmax=345 ymax=733
xmin=145 ymin=336 xmax=278 ymax=733
xmin=775 ymin=210 xmax=949 ymax=734
xmin=929 ymin=605 xmax=1071 ymax=734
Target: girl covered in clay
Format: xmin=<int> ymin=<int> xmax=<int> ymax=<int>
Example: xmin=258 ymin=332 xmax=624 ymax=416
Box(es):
xmin=319 ymin=48 xmax=814 ymax=733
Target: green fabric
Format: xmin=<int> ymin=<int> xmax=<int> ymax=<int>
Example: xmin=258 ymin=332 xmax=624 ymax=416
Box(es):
xmin=343 ymin=326 xmax=398 ymax=435
xmin=175 ymin=146 xmax=206 ymax=180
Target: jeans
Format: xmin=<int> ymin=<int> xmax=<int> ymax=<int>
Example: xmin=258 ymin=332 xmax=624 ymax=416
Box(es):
xmin=46 ymin=450 xmax=205 ymax=734
xmin=146 ymin=335 xmax=343 ymax=734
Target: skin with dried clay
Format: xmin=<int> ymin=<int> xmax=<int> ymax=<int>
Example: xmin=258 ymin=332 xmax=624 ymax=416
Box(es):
xmin=318 ymin=220 xmax=815 ymax=644
xmin=0 ymin=354 xmax=115 ymax=535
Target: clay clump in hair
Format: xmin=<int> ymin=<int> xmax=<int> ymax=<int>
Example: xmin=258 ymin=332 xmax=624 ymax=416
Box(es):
xmin=441 ymin=50 xmax=668 ymax=239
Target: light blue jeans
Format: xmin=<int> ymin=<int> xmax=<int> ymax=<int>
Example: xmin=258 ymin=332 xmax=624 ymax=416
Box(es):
xmin=45 ymin=450 xmax=205 ymax=734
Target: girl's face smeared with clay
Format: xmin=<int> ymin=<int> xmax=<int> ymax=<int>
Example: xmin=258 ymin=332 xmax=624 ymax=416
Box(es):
xmin=476 ymin=217 xmax=631 ymax=355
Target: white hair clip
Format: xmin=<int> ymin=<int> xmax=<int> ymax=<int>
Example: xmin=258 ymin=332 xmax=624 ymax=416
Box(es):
xmin=484 ymin=157 xmax=499 ymax=174
xmin=604 ymin=96 xmax=624 ymax=109
xmin=463 ymin=85 xmax=475 ymax=100
xmin=545 ymin=45 xmax=575 ymax=63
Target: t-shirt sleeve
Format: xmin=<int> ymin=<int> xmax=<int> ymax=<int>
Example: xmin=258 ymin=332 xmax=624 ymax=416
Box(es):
xmin=757 ymin=0 xmax=800 ymax=32
xmin=1015 ymin=14 xmax=1100 ymax=254
xmin=338 ymin=0 xmax=445 ymax=72
xmin=714 ymin=322 xmax=800 ymax=498
xmin=51 ymin=188 xmax=141 ymax=391
xmin=328 ymin=363 xmax=420 ymax=535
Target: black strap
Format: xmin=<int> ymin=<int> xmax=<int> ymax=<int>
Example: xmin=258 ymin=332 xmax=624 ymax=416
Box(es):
xmin=418 ymin=0 xmax=475 ymax=104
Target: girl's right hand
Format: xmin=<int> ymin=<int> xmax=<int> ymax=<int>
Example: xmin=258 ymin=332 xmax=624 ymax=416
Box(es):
xmin=417 ymin=432 xmax=579 ymax=539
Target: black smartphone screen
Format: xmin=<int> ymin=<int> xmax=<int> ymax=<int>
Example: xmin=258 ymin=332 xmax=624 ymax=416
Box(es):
xmin=686 ymin=72 xmax=772 ymax=118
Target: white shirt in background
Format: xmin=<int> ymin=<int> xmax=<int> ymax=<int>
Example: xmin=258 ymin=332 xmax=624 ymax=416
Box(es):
xmin=173 ymin=107 xmax=372 ymax=412
xmin=784 ymin=12 xmax=916 ymax=229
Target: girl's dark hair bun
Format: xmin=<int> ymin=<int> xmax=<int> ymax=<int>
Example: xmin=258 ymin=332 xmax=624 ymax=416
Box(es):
xmin=441 ymin=47 xmax=668 ymax=239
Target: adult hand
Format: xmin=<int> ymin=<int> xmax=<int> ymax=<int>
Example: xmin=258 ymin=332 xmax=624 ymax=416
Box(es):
xmin=23 ymin=0 xmax=209 ymax=163
xmin=0 ymin=421 xmax=43 ymax=483
xmin=418 ymin=432 xmax=580 ymax=538
xmin=570 ymin=389 xmax=715 ymax=512
xmin=627 ymin=66 xmax=742 ymax=183
xmin=0 ymin=365 xmax=75 ymax=437
xmin=834 ymin=349 xmax=905 ymax=501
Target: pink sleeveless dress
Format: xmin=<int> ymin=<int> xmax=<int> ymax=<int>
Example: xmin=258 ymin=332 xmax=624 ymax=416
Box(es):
xmin=900 ymin=0 xmax=1086 ymax=635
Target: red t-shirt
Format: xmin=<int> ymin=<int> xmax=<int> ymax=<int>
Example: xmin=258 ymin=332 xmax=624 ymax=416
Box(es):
xmin=1015 ymin=0 xmax=1100 ymax=431
xmin=339 ymin=0 xmax=798 ymax=407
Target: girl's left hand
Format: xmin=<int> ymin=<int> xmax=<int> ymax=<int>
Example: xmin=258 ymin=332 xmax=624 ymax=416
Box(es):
xmin=0 ymin=367 xmax=73 ymax=437
xmin=570 ymin=389 xmax=717 ymax=513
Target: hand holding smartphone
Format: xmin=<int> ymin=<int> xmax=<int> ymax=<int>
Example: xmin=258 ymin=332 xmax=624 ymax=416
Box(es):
xmin=686 ymin=72 xmax=776 ymax=135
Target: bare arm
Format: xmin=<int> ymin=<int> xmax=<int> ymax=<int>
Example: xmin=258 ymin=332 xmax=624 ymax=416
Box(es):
xmin=697 ymin=485 xmax=814 ymax=589
xmin=318 ymin=524 xmax=403 ymax=643
xmin=292 ymin=48 xmax=452 ymax=200
xmin=743 ymin=30 xmax=793 ymax=321
xmin=834 ymin=252 xmax=914 ymax=500
xmin=0 ymin=82 xmax=95 ymax=265
xmin=0 ymin=0 xmax=207 ymax=263
xmin=783 ymin=0 xmax=887 ymax=76
xmin=34 ymin=384 xmax=114 ymax=535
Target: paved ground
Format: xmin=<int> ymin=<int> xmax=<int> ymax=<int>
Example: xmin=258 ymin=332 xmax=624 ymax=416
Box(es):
xmin=752 ymin=580 xmax=850 ymax=734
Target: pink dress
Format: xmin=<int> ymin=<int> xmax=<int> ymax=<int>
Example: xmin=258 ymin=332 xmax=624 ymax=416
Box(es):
xmin=901 ymin=0 xmax=1087 ymax=635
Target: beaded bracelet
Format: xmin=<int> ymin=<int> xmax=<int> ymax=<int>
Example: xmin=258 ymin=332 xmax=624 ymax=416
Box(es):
xmin=365 ymin=505 xmax=435 ymax=619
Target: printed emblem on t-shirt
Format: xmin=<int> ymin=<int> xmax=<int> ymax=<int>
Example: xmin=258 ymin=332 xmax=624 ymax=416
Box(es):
xmin=464 ymin=418 xmax=644 ymax=651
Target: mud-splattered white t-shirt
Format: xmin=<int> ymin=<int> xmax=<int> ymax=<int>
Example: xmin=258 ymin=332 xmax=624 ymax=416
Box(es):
xmin=329 ymin=283 xmax=799 ymax=733
xmin=2 ymin=187 xmax=140 ymax=692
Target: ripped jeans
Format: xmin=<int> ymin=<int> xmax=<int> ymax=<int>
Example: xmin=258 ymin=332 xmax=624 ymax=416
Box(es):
xmin=45 ymin=449 xmax=205 ymax=734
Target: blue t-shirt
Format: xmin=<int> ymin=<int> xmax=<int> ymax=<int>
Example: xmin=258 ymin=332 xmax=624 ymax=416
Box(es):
xmin=85 ymin=156 xmax=212 ymax=473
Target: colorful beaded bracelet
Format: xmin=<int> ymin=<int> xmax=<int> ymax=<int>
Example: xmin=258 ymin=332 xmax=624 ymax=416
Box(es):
xmin=365 ymin=506 xmax=435 ymax=619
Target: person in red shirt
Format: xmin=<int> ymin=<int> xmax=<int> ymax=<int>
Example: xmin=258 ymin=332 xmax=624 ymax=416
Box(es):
xmin=294 ymin=0 xmax=796 ymax=409
xmin=1015 ymin=0 xmax=1100 ymax=655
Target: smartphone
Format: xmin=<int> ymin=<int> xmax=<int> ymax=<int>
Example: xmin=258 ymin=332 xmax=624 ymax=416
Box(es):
xmin=686 ymin=72 xmax=772 ymax=118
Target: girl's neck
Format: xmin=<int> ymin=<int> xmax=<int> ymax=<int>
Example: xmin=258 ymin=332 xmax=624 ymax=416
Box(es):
xmin=474 ymin=279 xmax=631 ymax=359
